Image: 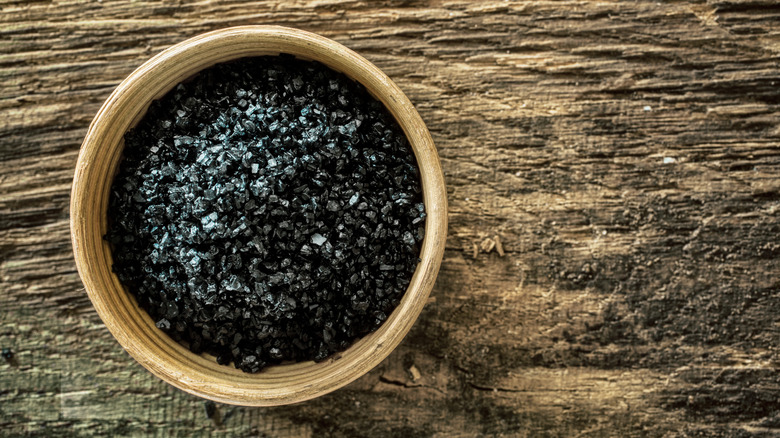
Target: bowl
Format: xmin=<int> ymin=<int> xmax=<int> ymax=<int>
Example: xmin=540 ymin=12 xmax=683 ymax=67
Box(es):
xmin=70 ymin=26 xmax=447 ymax=406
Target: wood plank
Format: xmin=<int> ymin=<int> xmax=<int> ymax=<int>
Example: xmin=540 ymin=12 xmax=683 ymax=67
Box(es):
xmin=2 ymin=0 xmax=779 ymax=435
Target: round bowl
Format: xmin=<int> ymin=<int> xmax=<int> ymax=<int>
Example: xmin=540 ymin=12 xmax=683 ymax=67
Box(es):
xmin=70 ymin=26 xmax=447 ymax=406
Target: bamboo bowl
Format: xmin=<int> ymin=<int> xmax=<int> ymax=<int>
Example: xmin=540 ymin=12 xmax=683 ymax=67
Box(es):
xmin=70 ymin=26 xmax=446 ymax=406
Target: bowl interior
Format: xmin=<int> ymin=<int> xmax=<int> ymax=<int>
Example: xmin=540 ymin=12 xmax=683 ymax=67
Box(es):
xmin=70 ymin=26 xmax=446 ymax=406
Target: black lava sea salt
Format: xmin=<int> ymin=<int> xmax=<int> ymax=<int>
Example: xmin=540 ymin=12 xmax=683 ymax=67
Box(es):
xmin=106 ymin=56 xmax=425 ymax=373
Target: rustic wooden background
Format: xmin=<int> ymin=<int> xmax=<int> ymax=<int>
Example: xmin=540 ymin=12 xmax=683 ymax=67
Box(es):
xmin=2 ymin=0 xmax=780 ymax=436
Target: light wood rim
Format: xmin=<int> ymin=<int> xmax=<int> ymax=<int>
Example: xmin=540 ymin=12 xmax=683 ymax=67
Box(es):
xmin=70 ymin=26 xmax=447 ymax=406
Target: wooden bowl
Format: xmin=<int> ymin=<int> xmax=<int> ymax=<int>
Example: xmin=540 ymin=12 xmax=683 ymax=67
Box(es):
xmin=70 ymin=26 xmax=446 ymax=406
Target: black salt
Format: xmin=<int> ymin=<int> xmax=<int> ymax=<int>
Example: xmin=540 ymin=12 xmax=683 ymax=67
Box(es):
xmin=106 ymin=56 xmax=425 ymax=373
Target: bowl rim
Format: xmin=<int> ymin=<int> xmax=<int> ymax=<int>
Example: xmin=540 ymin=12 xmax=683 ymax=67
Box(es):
xmin=70 ymin=25 xmax=447 ymax=406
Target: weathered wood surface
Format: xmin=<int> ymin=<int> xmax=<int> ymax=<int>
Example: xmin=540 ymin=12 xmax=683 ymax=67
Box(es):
xmin=2 ymin=1 xmax=780 ymax=436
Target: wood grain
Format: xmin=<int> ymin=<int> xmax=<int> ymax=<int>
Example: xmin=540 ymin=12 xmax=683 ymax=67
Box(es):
xmin=2 ymin=0 xmax=780 ymax=436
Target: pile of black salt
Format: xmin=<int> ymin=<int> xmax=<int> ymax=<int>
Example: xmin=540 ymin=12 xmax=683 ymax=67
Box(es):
xmin=106 ymin=56 xmax=425 ymax=373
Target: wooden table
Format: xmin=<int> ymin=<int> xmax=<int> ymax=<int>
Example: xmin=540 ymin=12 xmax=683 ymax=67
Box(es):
xmin=2 ymin=1 xmax=779 ymax=436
